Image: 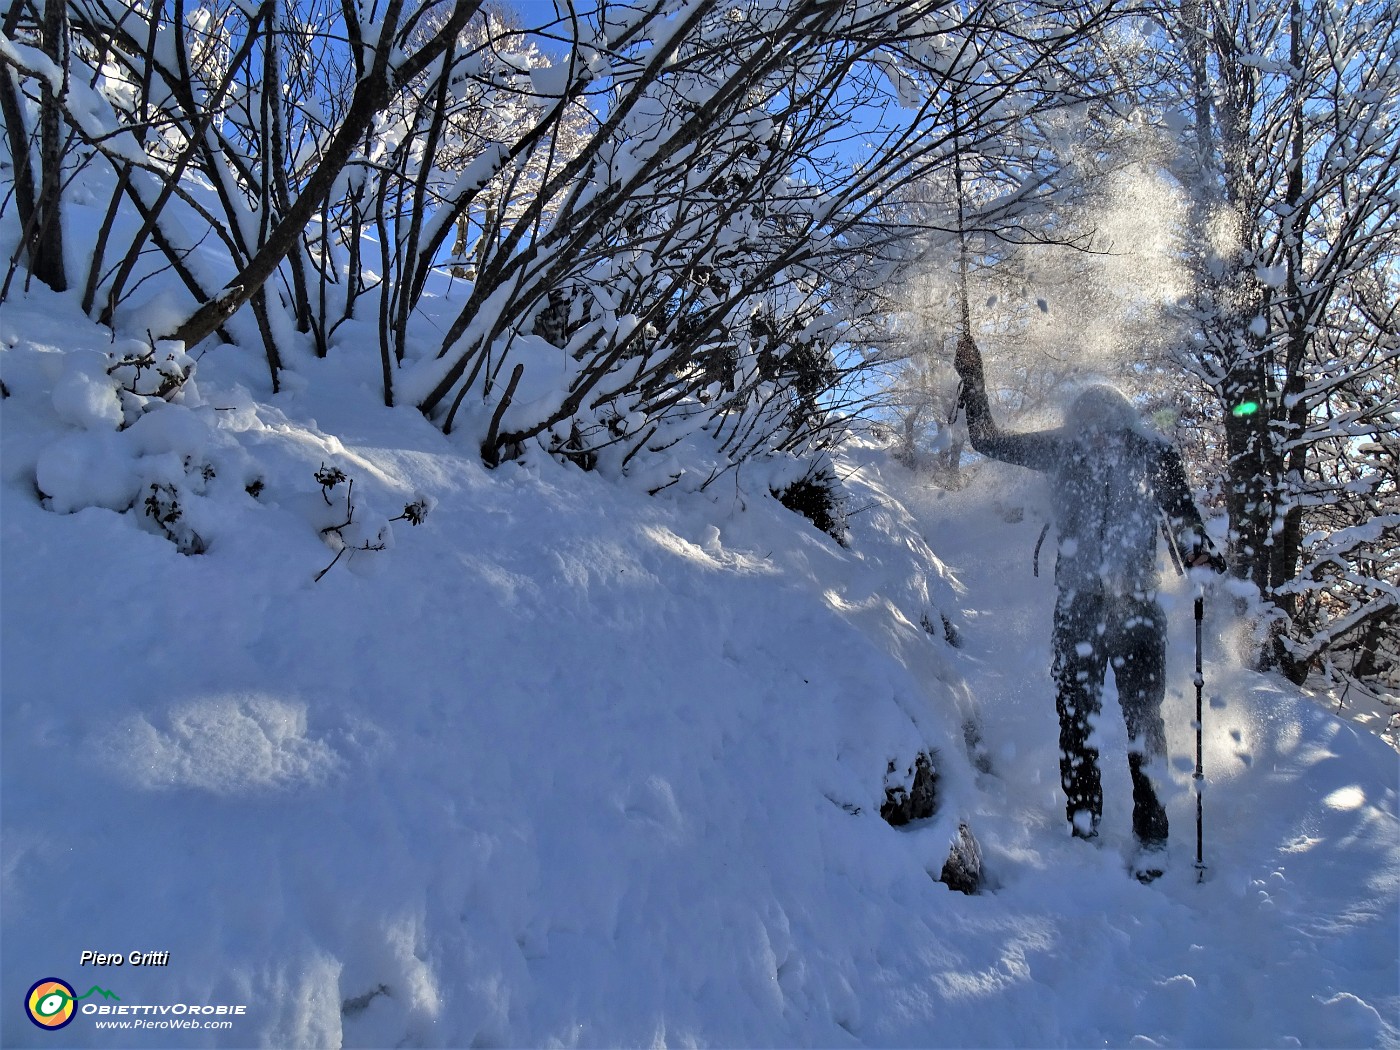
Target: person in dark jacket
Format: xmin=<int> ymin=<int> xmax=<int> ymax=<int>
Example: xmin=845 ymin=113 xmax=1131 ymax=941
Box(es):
xmin=954 ymin=335 xmax=1222 ymax=874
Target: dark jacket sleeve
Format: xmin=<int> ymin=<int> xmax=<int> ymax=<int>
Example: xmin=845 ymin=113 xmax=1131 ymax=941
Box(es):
xmin=1151 ymin=442 xmax=1223 ymax=568
xmin=960 ymin=374 xmax=1062 ymax=473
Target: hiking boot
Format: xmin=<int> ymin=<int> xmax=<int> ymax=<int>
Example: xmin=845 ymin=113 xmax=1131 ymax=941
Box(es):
xmin=1070 ymin=809 xmax=1100 ymax=841
xmin=1131 ymin=842 xmax=1168 ymax=884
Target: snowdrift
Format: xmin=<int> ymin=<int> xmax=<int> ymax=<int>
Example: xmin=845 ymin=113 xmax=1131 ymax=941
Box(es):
xmin=3 ymin=287 xmax=979 ymax=1048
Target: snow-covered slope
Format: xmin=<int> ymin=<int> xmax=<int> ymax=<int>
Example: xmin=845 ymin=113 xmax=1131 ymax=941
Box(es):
xmin=2 ymin=287 xmax=1397 ymax=1048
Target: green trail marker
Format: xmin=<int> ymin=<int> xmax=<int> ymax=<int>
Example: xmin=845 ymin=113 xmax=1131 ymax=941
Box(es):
xmin=1231 ymin=400 xmax=1260 ymax=417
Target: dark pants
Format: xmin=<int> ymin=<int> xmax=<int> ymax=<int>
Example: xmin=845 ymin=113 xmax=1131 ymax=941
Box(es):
xmin=1051 ymin=588 xmax=1170 ymax=846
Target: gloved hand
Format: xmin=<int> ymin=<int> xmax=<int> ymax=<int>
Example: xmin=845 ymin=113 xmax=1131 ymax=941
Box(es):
xmin=953 ymin=333 xmax=984 ymax=383
xmin=1185 ymin=540 xmax=1227 ymax=574
xmin=1191 ymin=551 xmax=1224 ymax=570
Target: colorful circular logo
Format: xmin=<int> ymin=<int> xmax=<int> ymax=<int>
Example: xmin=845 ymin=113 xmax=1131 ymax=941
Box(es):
xmin=25 ymin=978 xmax=77 ymax=1030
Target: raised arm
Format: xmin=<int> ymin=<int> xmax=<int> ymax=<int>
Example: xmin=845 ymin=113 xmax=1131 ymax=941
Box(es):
xmin=953 ymin=334 xmax=1061 ymax=472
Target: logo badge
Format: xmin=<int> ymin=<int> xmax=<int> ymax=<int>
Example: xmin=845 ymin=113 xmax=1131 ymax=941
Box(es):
xmin=25 ymin=978 xmax=77 ymax=1030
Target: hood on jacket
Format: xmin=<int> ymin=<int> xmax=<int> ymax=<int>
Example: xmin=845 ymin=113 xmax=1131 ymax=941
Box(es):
xmin=1067 ymin=384 xmax=1140 ymax=438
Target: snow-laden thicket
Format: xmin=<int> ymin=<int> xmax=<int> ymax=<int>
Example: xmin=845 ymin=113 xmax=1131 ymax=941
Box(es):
xmin=1 ymin=0 xmax=1131 ymax=476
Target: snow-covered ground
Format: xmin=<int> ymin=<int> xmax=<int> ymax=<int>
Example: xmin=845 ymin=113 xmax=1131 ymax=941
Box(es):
xmin=908 ymin=463 xmax=1400 ymax=1047
xmin=2 ymin=286 xmax=1397 ymax=1048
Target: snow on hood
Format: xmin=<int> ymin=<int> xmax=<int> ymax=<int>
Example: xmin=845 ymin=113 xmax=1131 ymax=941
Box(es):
xmin=1066 ymin=383 xmax=1141 ymax=437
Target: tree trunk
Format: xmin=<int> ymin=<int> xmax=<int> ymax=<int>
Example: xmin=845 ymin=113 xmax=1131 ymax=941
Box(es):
xmin=33 ymin=0 xmax=68 ymax=291
xmin=0 ymin=66 xmax=39 ymax=282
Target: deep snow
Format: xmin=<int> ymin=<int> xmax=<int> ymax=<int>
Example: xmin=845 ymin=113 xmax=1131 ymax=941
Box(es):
xmin=2 ymin=286 xmax=1397 ymax=1048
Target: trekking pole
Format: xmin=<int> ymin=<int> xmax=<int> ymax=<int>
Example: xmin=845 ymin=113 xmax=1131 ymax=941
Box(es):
xmin=1163 ymin=512 xmax=1208 ymax=881
xmin=1194 ymin=587 xmax=1206 ymax=883
xmin=952 ymin=95 xmax=972 ymax=348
